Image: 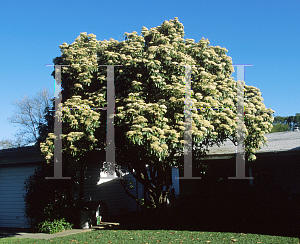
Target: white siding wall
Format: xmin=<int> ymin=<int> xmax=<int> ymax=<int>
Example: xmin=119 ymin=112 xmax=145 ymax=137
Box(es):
xmin=83 ymin=163 xmax=143 ymax=217
xmin=0 ymin=164 xmax=39 ymax=228
xmin=84 ymin=163 xmax=180 ymax=215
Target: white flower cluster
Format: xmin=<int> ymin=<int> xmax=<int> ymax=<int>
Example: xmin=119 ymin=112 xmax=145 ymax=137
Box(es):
xmin=41 ymin=19 xmax=274 ymax=164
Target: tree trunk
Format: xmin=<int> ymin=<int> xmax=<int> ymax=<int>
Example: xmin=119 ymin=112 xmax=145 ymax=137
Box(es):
xmin=150 ymin=162 xmax=172 ymax=211
xmin=119 ymin=160 xmax=173 ymax=214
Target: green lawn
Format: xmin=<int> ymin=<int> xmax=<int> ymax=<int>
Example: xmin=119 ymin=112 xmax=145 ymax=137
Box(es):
xmin=1 ymin=229 xmax=299 ymax=243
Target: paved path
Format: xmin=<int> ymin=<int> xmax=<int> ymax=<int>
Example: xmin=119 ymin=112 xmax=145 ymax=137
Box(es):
xmin=0 ymin=223 xmax=120 ymax=240
xmin=0 ymin=228 xmax=93 ymax=240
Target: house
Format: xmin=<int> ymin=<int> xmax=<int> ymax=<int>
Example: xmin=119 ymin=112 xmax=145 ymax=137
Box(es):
xmin=179 ymin=130 xmax=300 ymax=197
xmin=0 ymin=145 xmax=180 ymax=229
xmin=2 ymin=131 xmax=299 ymax=229
xmin=0 ymin=146 xmax=43 ymax=228
xmin=3 ymin=131 xmax=299 ymax=229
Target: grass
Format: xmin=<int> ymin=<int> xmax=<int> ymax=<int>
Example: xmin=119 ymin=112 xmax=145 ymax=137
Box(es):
xmin=1 ymin=229 xmax=300 ymax=243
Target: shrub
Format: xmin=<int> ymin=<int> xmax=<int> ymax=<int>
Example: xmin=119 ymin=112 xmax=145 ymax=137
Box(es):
xmin=23 ymin=158 xmax=82 ymax=231
xmin=38 ymin=218 xmax=74 ymax=234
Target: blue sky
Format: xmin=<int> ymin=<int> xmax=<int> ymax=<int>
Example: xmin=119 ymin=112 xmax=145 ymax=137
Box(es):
xmin=1 ymin=0 xmax=299 ymax=142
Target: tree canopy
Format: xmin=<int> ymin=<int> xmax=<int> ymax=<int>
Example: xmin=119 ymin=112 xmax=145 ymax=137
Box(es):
xmin=40 ymin=17 xmax=274 ymax=209
xmin=271 ymin=113 xmax=300 ymax=132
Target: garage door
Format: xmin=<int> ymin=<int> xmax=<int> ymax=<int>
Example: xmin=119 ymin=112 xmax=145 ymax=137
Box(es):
xmin=0 ymin=164 xmax=39 ymax=228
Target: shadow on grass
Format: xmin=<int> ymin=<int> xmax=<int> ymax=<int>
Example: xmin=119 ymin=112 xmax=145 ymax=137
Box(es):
xmin=111 ymin=186 xmax=300 ymax=238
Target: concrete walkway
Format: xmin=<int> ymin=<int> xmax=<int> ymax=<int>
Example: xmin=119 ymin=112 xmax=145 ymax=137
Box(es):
xmin=0 ymin=223 xmax=120 ymax=240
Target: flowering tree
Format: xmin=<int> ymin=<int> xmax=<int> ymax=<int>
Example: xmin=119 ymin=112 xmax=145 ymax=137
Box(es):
xmin=40 ymin=17 xmax=274 ymax=210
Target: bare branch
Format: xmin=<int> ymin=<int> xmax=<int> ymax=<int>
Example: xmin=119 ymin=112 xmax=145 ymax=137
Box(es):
xmin=7 ymin=87 xmax=52 ymax=146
